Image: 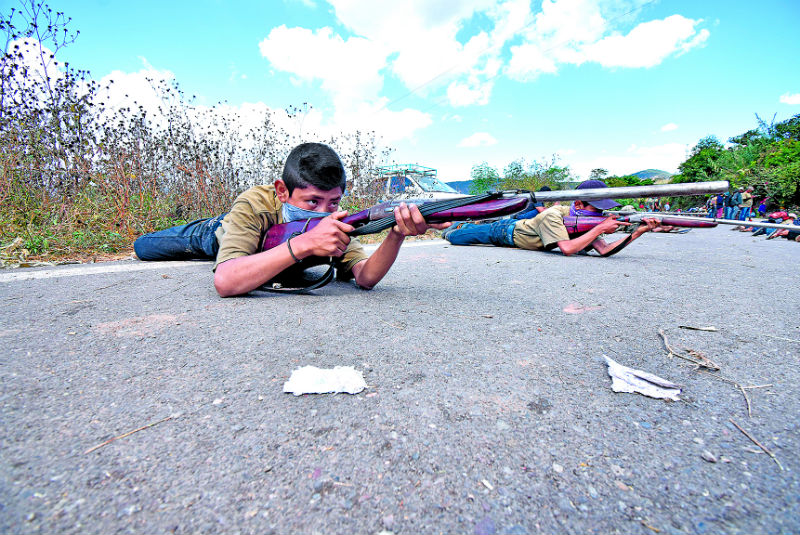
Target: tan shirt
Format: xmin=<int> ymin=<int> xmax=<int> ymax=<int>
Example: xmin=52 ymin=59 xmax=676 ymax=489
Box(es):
xmin=740 ymin=192 xmax=753 ymax=208
xmin=512 ymin=205 xmax=571 ymax=250
xmin=213 ymin=185 xmax=368 ymax=276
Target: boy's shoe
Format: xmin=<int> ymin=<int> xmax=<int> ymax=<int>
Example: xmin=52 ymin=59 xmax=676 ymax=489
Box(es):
xmin=441 ymin=222 xmax=466 ymax=239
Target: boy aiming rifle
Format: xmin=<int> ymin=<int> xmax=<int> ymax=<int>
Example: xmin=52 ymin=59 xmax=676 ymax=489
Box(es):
xmin=134 ymin=143 xmax=451 ymax=296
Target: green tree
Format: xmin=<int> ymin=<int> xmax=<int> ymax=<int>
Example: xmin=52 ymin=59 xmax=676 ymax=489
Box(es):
xmin=762 ymin=140 xmax=800 ymax=206
xmin=589 ymin=168 xmax=609 ymax=181
xmin=674 ymin=135 xmax=723 ymax=183
xmin=498 ymin=156 xmax=572 ymax=191
xmin=774 ymin=114 xmax=800 ymax=141
xmin=469 ymin=162 xmax=499 ymax=194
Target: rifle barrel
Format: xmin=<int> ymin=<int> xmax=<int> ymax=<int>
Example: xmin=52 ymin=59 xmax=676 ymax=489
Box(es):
xmin=610 ymin=212 xmax=800 ymax=231
xmin=530 ymin=181 xmax=728 ymax=203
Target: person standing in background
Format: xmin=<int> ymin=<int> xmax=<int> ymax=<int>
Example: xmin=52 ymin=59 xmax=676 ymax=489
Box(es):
xmin=739 ymin=186 xmax=754 ymax=221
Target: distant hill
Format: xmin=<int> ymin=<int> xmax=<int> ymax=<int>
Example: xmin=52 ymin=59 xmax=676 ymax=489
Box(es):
xmin=630 ymin=169 xmax=674 ymax=183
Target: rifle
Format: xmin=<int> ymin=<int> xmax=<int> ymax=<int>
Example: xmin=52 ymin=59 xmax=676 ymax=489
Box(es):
xmin=564 ymin=213 xmax=718 ymax=235
xmin=601 ymin=211 xmax=800 ymax=232
xmin=259 ymin=192 xmax=528 ymax=292
xmin=259 ymin=180 xmax=729 ymax=291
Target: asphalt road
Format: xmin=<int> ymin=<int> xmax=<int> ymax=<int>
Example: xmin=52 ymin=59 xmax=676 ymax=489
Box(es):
xmin=1 ymin=226 xmax=798 ymax=534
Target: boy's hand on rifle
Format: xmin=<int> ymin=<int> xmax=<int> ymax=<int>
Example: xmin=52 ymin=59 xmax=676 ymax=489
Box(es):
xmin=391 ymin=202 xmax=451 ymax=237
xmin=595 ymin=216 xmax=630 ymax=235
xmin=295 ymin=211 xmax=354 ymax=258
xmin=633 ymin=217 xmax=674 ymax=236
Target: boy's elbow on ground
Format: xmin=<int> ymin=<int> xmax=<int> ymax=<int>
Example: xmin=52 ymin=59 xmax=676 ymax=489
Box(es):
xmin=213 ymin=272 xmax=238 ymax=297
xmin=354 ymin=277 xmax=376 ymax=291
xmin=555 ymin=242 xmax=575 ymax=256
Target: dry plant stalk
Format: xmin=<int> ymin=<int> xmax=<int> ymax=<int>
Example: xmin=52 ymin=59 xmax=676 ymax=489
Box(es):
xmin=84 ymin=416 xmax=173 ymax=454
xmin=729 ymin=418 xmax=783 ymax=471
xmin=696 ymin=369 xmax=772 ymax=418
xmin=658 ymin=330 xmax=721 ymax=370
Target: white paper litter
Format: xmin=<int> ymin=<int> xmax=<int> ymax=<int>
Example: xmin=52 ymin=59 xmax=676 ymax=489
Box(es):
xmin=283 ymin=366 xmax=367 ymax=396
xmin=603 ymin=355 xmax=681 ymax=401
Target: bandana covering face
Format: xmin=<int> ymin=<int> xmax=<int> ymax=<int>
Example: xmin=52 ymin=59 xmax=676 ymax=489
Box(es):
xmin=569 ymin=202 xmax=604 ymax=217
xmin=282 ymin=202 xmax=332 ymax=223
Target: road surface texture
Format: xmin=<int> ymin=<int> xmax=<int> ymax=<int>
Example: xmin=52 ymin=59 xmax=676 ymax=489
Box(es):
xmin=1 ymin=226 xmax=798 ymax=534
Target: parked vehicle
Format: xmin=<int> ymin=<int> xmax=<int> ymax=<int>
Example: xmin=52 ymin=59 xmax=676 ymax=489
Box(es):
xmin=378 ymin=164 xmax=466 ymax=200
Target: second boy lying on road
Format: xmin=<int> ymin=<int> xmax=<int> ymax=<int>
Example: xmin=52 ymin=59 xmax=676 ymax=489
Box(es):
xmin=442 ymin=180 xmax=673 ymax=257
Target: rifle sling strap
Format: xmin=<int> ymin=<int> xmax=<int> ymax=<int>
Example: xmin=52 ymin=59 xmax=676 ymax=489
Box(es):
xmin=255 ymin=259 xmax=336 ymax=294
xmin=599 ymin=227 xmax=637 ymax=257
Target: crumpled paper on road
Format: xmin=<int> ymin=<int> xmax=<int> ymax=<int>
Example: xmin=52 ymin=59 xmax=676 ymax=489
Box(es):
xmin=283 ymin=365 xmax=366 ymax=396
xmin=603 ymin=355 xmax=681 ymax=401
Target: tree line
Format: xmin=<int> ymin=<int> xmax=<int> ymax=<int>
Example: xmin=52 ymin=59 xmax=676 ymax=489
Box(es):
xmin=672 ymin=114 xmax=800 ymax=208
xmin=468 ymin=113 xmax=800 ymax=210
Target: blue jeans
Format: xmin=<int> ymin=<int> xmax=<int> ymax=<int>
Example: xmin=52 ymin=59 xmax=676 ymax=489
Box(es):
xmin=738 ymin=207 xmax=751 ymax=220
xmin=445 ymin=219 xmax=517 ymax=247
xmin=512 ymin=205 xmax=543 ymax=220
xmin=134 ymin=214 xmax=226 ymax=260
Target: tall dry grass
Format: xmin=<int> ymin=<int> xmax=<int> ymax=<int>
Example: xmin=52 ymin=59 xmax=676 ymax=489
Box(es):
xmin=0 ymin=1 xmax=391 ymax=266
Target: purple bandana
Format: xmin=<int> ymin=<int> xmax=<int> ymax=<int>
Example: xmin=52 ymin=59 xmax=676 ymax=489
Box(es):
xmin=569 ymin=202 xmax=604 ymax=217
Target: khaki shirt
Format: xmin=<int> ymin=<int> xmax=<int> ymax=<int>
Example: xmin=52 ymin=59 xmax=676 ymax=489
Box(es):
xmin=740 ymin=192 xmax=753 ymax=208
xmin=512 ymin=205 xmax=571 ymax=250
xmin=213 ymin=185 xmax=368 ymax=276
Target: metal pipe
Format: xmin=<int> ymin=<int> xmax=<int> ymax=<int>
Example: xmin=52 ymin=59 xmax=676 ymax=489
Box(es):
xmin=528 ymin=180 xmax=729 ymax=203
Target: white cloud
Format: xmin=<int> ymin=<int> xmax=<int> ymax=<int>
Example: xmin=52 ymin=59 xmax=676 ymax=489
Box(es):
xmin=258 ymin=25 xmax=387 ymax=105
xmin=256 ymin=1 xmax=710 ymax=144
xmin=509 ymin=7 xmax=709 ymax=79
xmin=507 ymin=43 xmax=558 ymax=80
xmin=321 ymin=0 xmax=496 ymax=92
xmin=780 ymin=92 xmax=800 ymax=105
xmin=661 ymin=122 xmax=678 ymax=132
xmin=447 ymin=79 xmax=495 ymax=107
xmin=459 ymin=132 xmax=498 ymax=147
xmin=582 ymin=15 xmax=709 ymax=68
xmin=97 ymin=63 xmax=178 ymax=123
xmin=331 ymin=100 xmax=433 ymax=143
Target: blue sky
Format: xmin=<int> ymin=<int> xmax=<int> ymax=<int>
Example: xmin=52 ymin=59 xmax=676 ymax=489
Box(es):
xmin=23 ymin=0 xmax=800 ymax=181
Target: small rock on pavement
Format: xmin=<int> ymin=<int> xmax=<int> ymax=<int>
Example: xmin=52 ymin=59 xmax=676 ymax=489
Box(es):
xmin=701 ymin=450 xmax=717 ymax=463
xmin=552 ymin=463 xmax=564 ymax=473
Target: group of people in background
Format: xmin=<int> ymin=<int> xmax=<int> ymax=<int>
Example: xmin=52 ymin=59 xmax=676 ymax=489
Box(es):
xmin=705 ymin=186 xmax=760 ymax=221
xmin=642 ymin=198 xmax=671 ymax=212
xmin=702 ymin=187 xmax=799 ymax=242
xmin=637 ymin=187 xmax=799 ymax=243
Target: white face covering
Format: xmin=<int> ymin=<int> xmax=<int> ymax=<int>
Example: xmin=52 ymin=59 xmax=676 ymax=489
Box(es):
xmin=282 ymin=202 xmax=332 ymax=223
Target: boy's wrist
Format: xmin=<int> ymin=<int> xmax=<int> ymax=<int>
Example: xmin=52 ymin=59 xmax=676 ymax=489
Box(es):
xmin=289 ymin=234 xmax=311 ymax=259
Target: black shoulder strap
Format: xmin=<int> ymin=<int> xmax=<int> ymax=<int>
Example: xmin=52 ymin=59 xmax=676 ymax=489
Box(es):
xmin=255 ymin=260 xmax=336 ymax=294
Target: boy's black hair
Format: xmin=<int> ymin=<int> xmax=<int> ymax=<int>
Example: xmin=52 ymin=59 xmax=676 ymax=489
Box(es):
xmin=282 ymin=143 xmax=346 ymax=194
